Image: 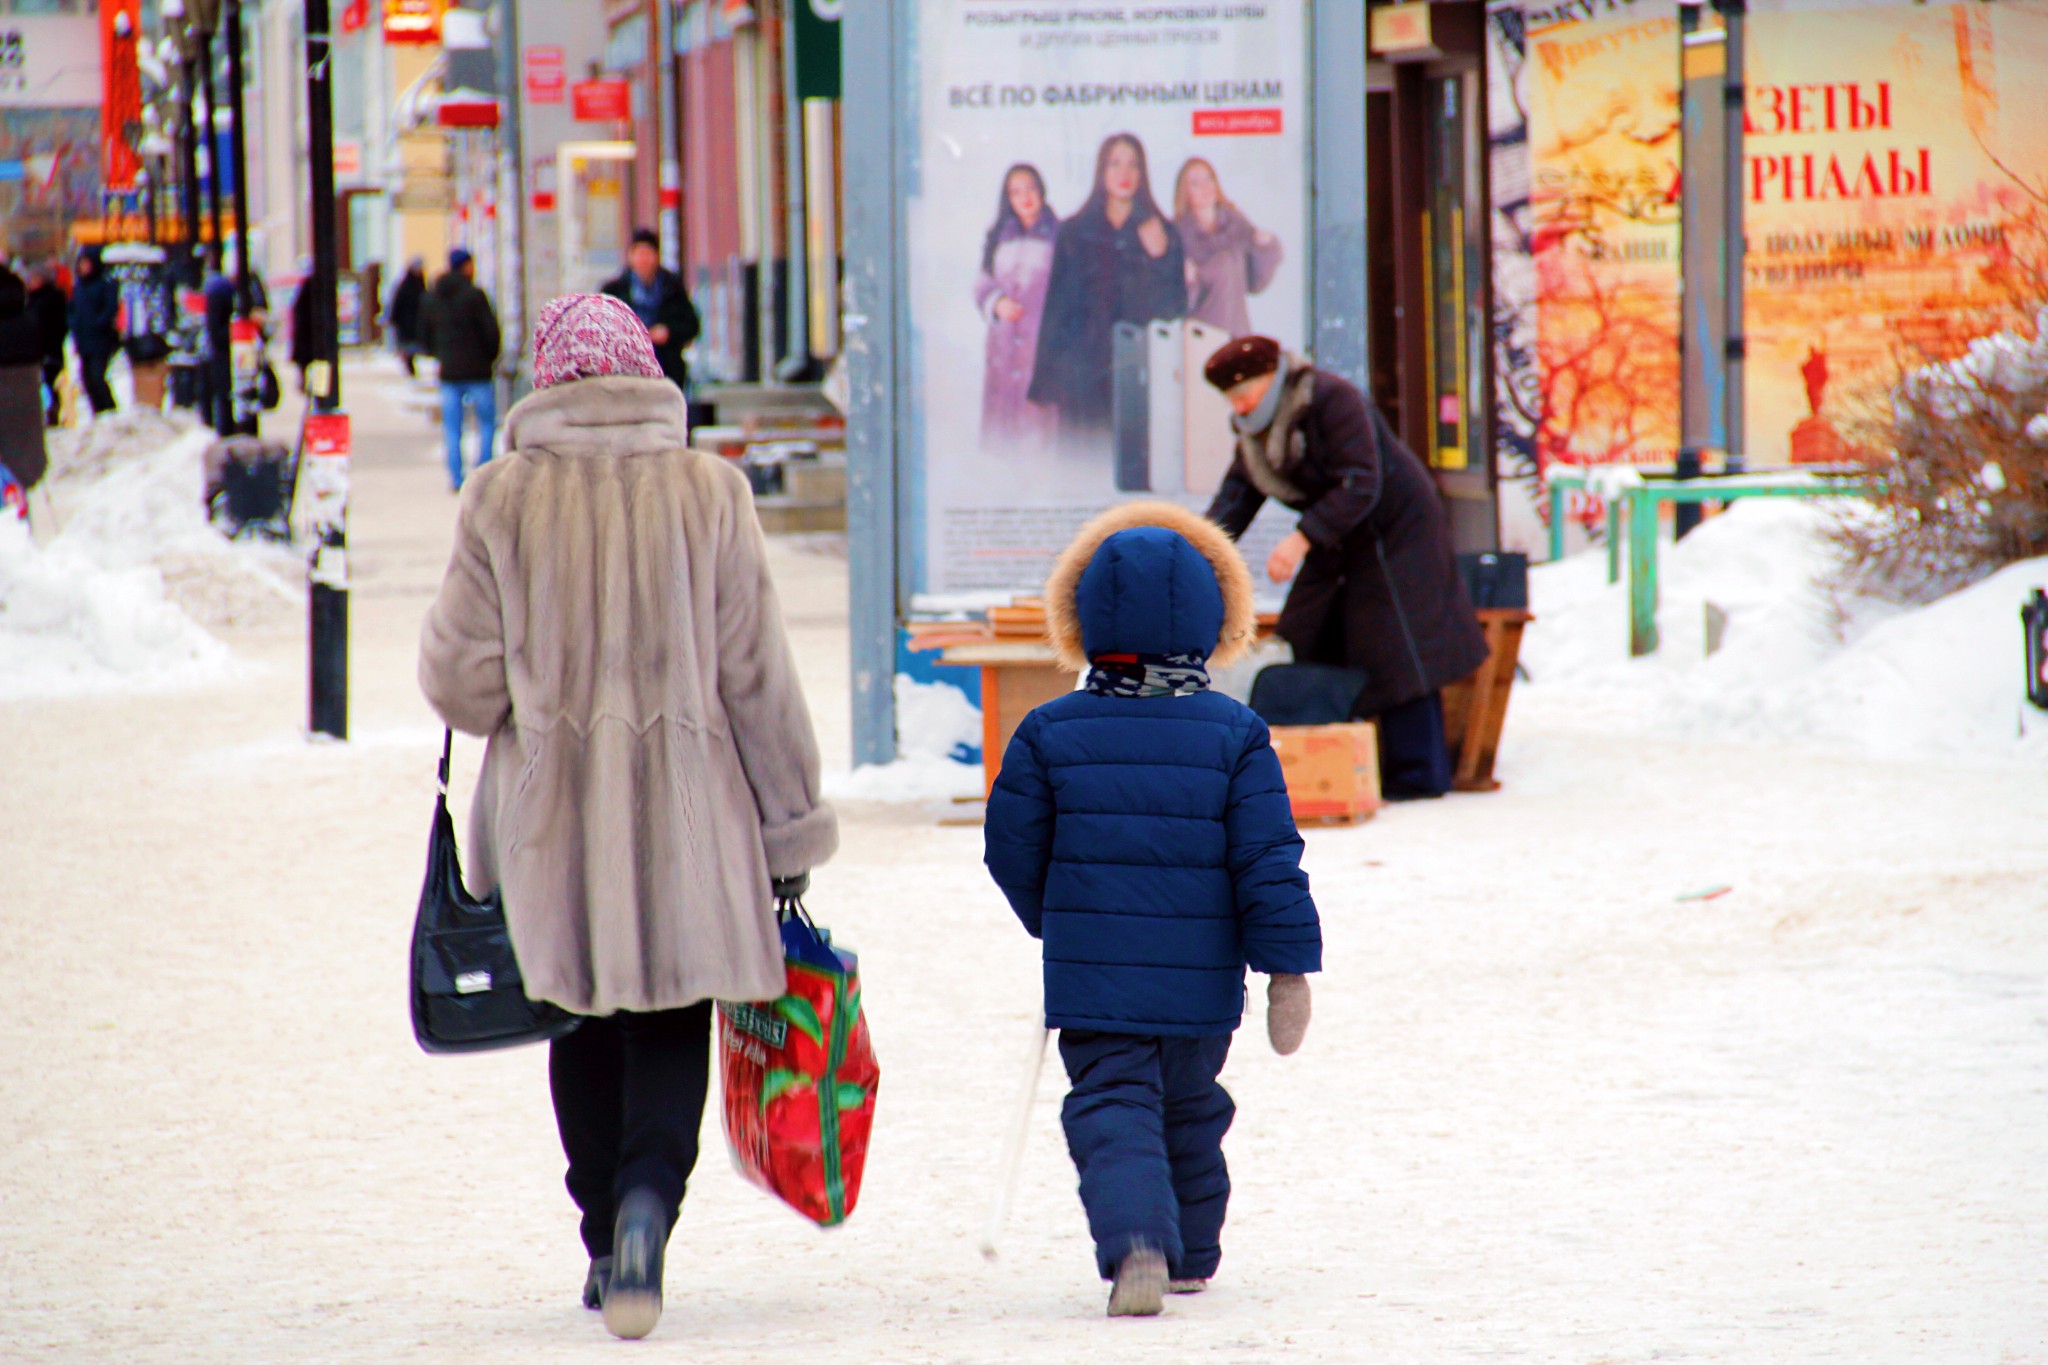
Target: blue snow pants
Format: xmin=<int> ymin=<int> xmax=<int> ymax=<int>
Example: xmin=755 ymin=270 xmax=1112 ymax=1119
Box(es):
xmin=1058 ymin=1029 xmax=1235 ymax=1281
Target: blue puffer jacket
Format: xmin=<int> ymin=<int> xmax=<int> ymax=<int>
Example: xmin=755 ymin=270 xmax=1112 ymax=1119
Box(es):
xmin=985 ymin=505 xmax=1322 ymax=1037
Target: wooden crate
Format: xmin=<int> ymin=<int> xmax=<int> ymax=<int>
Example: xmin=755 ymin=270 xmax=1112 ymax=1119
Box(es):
xmin=1271 ymin=722 xmax=1380 ymax=825
xmin=1440 ymin=608 xmax=1533 ymax=793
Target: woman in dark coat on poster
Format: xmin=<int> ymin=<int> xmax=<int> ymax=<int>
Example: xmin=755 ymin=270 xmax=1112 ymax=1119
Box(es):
xmin=1201 ymin=336 xmax=1487 ymax=798
xmin=1027 ymin=133 xmax=1185 ymax=452
xmin=0 ymin=264 xmax=50 ymax=492
xmin=973 ymin=163 xmax=1060 ymax=448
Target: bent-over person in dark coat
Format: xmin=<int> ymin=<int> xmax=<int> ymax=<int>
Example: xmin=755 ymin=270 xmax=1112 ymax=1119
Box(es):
xmin=985 ymin=501 xmax=1322 ymax=1319
xmin=1200 ymin=335 xmax=1487 ymax=799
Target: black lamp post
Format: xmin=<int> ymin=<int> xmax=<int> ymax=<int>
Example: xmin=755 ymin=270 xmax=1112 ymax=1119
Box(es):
xmin=305 ymin=0 xmax=347 ymax=741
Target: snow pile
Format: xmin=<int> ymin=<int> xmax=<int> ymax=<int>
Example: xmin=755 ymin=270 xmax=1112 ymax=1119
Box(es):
xmin=0 ymin=421 xmax=299 ymax=702
xmin=824 ymin=675 xmax=985 ymax=802
xmin=1520 ymin=498 xmax=2048 ymax=762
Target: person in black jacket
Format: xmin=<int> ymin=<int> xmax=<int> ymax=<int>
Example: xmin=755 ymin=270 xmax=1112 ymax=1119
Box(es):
xmin=26 ymin=261 xmax=67 ymax=426
xmin=0 ymin=264 xmax=49 ymax=490
xmin=68 ymin=247 xmax=121 ymax=415
xmin=387 ymin=257 xmax=427 ymax=377
xmin=419 ymin=248 xmax=502 ymax=490
xmin=600 ymin=229 xmax=699 ymax=392
xmin=1201 ymin=336 xmax=1487 ymax=799
xmin=1027 ymin=133 xmax=1186 ymax=454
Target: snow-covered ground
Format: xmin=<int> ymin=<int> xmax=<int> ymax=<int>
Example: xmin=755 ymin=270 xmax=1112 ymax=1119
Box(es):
xmin=2 ymin=370 xmax=2045 ymax=1362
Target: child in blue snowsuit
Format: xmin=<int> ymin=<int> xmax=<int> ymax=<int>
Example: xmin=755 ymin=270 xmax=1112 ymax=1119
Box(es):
xmin=985 ymin=502 xmax=1323 ymax=1317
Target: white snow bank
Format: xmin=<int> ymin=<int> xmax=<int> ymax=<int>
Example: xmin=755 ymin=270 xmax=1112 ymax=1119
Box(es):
xmin=824 ymin=675 xmax=985 ymax=802
xmin=1520 ymin=498 xmax=2048 ymax=762
xmin=0 ymin=420 xmax=300 ymax=702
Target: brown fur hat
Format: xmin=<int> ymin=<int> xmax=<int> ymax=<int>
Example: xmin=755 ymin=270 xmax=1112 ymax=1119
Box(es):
xmin=1043 ymin=500 xmax=1257 ymax=673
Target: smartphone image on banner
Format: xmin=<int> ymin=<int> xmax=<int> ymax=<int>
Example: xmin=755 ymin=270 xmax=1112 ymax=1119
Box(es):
xmin=1182 ymin=320 xmax=1236 ymax=496
xmin=1112 ymin=321 xmax=1151 ymax=492
xmin=1146 ymin=320 xmax=1185 ymax=496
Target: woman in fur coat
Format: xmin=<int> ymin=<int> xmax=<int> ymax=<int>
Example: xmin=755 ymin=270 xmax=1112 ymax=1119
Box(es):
xmin=419 ymin=292 xmax=838 ymax=1341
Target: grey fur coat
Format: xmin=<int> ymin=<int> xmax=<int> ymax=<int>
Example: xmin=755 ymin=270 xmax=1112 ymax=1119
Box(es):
xmin=419 ymin=375 xmax=838 ymax=1016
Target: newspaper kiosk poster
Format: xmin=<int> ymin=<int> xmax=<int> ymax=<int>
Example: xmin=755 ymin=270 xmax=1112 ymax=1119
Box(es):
xmin=907 ymin=2 xmax=1309 ymax=602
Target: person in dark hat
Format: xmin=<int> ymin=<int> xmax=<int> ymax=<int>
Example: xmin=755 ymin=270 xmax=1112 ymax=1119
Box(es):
xmin=601 ymin=228 xmax=699 ymax=393
xmin=68 ymin=246 xmax=121 ymax=416
xmin=419 ymin=246 xmax=502 ymax=490
xmin=1200 ymin=336 xmax=1486 ymax=799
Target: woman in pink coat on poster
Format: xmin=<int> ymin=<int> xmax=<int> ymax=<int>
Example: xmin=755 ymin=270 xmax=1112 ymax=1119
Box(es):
xmin=1174 ymin=157 xmax=1282 ymax=339
xmin=973 ymin=164 xmax=1060 ymax=448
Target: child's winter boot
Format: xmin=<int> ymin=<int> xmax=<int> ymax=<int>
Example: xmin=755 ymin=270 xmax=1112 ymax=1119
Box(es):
xmin=1108 ymin=1243 xmax=1168 ymax=1317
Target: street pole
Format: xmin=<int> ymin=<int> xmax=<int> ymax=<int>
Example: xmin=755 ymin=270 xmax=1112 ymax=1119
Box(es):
xmin=196 ymin=30 xmax=224 ymax=275
xmin=306 ymin=0 xmax=348 ymax=741
xmin=491 ymin=0 xmax=526 ymax=395
xmin=1718 ymin=0 xmax=1748 ymax=475
xmin=775 ymin=2 xmax=810 ymax=381
xmin=224 ymin=0 xmax=257 ymax=436
xmin=177 ymin=45 xmax=202 ymax=287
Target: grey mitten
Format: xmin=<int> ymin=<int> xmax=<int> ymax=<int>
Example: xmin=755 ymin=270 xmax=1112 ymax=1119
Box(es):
xmin=1266 ymin=973 xmax=1311 ymax=1055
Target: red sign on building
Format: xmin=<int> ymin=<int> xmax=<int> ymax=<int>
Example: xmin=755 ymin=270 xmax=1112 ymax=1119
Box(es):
xmin=383 ymin=0 xmax=441 ymax=45
xmin=571 ymin=78 xmax=632 ymax=123
xmin=525 ymin=46 xmax=566 ymax=104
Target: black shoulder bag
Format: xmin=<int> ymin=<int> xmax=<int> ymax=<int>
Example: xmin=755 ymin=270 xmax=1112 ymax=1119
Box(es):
xmin=410 ymin=730 xmax=580 ymax=1054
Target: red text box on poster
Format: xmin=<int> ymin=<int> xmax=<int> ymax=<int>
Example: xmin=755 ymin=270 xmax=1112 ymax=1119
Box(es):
xmin=305 ymin=413 xmax=352 ymax=458
xmin=571 ymin=79 xmax=632 ymax=123
xmin=1193 ymin=108 xmax=1283 ymax=136
xmin=525 ymin=46 xmax=565 ymax=104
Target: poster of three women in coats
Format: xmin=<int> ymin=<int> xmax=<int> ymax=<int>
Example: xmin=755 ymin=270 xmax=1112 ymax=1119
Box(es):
xmin=973 ymin=132 xmax=1282 ymax=452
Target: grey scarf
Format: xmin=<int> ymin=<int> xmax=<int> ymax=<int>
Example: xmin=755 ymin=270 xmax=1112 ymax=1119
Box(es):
xmin=1231 ymin=363 xmax=1317 ymax=506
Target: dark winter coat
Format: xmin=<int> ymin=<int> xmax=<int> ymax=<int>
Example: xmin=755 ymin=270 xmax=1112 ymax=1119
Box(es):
xmin=420 ymin=271 xmax=502 ymax=383
xmin=600 ymin=266 xmax=700 ymax=388
xmin=1026 ymin=205 xmax=1186 ymax=439
xmin=985 ymin=502 xmax=1321 ymax=1037
xmin=68 ymin=268 xmax=120 ymax=359
xmin=0 ymin=268 xmax=47 ymax=490
xmin=1207 ymin=363 xmax=1487 ymax=717
xmin=388 ymin=269 xmax=427 ymax=347
xmin=28 ymin=279 xmax=67 ymax=374
xmin=289 ymin=281 xmax=316 ymax=371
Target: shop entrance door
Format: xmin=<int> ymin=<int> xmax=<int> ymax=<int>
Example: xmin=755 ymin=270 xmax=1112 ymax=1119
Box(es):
xmin=556 ymin=141 xmax=636 ymax=295
xmin=1366 ymin=9 xmax=1498 ymax=553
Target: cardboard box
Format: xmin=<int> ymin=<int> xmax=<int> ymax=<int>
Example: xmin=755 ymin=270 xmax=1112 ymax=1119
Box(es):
xmin=1270 ymin=723 xmax=1380 ymax=825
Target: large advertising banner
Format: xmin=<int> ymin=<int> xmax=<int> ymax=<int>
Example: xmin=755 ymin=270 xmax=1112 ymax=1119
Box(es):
xmin=1486 ymin=0 xmax=2048 ymax=557
xmin=907 ymin=1 xmax=1309 ymax=602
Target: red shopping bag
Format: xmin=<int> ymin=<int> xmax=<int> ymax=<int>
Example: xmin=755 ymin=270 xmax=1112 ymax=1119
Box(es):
xmin=718 ymin=902 xmax=879 ymax=1226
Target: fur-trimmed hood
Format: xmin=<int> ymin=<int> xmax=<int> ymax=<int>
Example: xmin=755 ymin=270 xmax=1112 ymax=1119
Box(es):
xmin=1045 ymin=501 xmax=1257 ymax=672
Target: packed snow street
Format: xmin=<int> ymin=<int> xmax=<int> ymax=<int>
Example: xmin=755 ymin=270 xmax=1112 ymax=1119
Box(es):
xmin=10 ymin=1 xmax=2048 ymax=1359
xmin=3 ymin=360 xmax=2046 ymax=1362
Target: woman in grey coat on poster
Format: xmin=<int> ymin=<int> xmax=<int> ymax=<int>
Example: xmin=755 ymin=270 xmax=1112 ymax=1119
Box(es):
xmin=419 ymin=293 xmax=837 ymax=1342
xmin=1173 ymin=157 xmax=1282 ymax=339
xmin=973 ymin=163 xmax=1060 ymax=448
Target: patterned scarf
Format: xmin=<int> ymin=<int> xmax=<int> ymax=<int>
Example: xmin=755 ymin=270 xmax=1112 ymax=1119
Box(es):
xmin=1084 ymin=652 xmax=1211 ymax=698
xmin=532 ymin=292 xmax=665 ymax=388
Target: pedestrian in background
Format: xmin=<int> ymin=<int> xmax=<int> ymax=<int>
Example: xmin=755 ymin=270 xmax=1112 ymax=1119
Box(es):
xmin=386 ymin=256 xmax=427 ymax=379
xmin=418 ymin=293 xmax=836 ymax=1341
xmin=419 ymin=248 xmax=501 ymax=491
xmin=1202 ymin=336 xmax=1486 ymax=799
xmin=288 ymin=255 xmax=317 ymax=394
xmin=68 ymin=247 xmax=120 ymax=416
xmin=984 ymin=500 xmax=1321 ymax=1318
xmin=600 ymin=228 xmax=698 ymax=392
xmin=25 ymin=260 xmax=67 ymax=427
xmin=0 ymin=263 xmax=50 ymax=492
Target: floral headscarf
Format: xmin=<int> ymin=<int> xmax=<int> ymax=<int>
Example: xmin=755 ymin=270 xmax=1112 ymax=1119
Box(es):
xmin=532 ymin=292 xmax=664 ymax=389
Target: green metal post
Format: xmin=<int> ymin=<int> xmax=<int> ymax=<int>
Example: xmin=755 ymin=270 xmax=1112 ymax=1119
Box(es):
xmin=1628 ymin=485 xmax=1660 ymax=656
xmin=1549 ymin=482 xmax=1566 ymax=562
xmin=1606 ymin=497 xmax=1623 ymax=585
